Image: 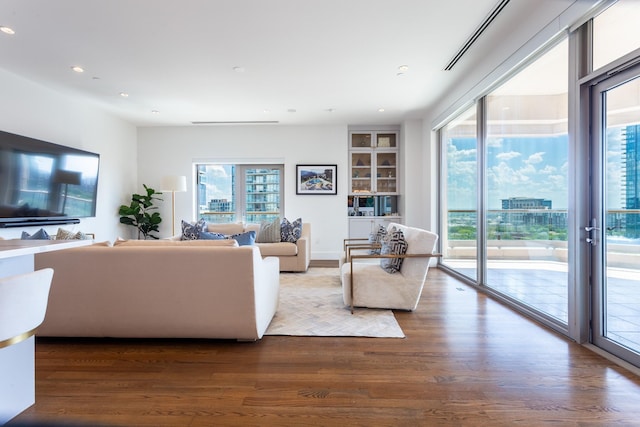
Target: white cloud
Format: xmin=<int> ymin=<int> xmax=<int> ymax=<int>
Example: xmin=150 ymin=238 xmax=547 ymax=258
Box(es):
xmin=539 ymin=165 xmax=557 ymax=175
xmin=496 ymin=151 xmax=521 ymax=161
xmin=525 ymin=152 xmax=545 ymax=165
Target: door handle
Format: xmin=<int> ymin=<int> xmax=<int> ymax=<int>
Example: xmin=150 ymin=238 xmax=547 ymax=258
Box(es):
xmin=584 ymin=218 xmax=598 ymax=246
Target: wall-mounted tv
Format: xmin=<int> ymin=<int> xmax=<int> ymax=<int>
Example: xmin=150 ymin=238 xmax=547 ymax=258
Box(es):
xmin=0 ymin=130 xmax=100 ymax=228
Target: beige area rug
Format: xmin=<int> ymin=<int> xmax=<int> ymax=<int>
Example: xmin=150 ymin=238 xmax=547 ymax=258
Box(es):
xmin=265 ymin=268 xmax=405 ymax=338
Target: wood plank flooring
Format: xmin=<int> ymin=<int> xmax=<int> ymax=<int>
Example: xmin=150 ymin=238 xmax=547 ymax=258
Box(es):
xmin=9 ymin=268 xmax=640 ymax=427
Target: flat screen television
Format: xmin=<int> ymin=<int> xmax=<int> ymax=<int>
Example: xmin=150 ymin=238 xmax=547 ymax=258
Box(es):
xmin=0 ymin=130 xmax=100 ymax=228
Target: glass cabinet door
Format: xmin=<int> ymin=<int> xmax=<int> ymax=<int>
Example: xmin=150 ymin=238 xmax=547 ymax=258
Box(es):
xmin=349 ymin=130 xmax=398 ymax=194
xmin=351 ymin=133 xmax=372 ymax=148
xmin=376 ymin=133 xmax=397 ymax=148
xmin=351 ymin=151 xmax=372 ymax=193
xmin=375 ymin=151 xmax=397 ymax=194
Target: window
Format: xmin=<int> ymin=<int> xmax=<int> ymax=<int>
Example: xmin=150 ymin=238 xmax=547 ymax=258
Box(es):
xmin=439 ymin=39 xmax=569 ymax=323
xmin=440 ymin=106 xmax=478 ymax=280
xmin=484 ymin=39 xmax=569 ymax=323
xmin=196 ymin=164 xmax=283 ymax=224
xmin=593 ymin=0 xmax=640 ymax=71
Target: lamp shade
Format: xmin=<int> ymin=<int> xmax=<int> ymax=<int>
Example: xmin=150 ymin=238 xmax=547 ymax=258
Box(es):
xmin=161 ymin=175 xmax=187 ymax=192
xmin=52 ymin=169 xmax=82 ymax=185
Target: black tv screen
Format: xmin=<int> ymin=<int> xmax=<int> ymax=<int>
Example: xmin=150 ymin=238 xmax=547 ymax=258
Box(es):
xmin=0 ymin=130 xmax=100 ymax=227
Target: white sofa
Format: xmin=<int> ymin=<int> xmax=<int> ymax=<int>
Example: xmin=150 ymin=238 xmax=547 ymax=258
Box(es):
xmin=34 ymin=239 xmax=280 ymax=341
xmin=195 ymin=222 xmax=311 ymax=272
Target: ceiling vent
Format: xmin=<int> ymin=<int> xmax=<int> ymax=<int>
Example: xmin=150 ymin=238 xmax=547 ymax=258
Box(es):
xmin=444 ymin=0 xmax=511 ymax=71
xmin=191 ymin=121 xmax=280 ymax=125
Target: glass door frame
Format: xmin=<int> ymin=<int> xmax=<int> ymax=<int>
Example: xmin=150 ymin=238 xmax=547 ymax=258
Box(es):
xmin=588 ymin=62 xmax=640 ymax=367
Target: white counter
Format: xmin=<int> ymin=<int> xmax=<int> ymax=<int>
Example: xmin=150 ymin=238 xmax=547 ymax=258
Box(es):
xmin=0 ymin=238 xmax=92 ymax=425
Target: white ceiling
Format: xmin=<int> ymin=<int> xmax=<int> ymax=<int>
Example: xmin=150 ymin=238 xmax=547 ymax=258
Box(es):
xmin=0 ymin=0 xmax=580 ymax=127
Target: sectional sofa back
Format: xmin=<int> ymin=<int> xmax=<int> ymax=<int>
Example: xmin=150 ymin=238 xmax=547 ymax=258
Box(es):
xmin=34 ymin=242 xmax=279 ymax=340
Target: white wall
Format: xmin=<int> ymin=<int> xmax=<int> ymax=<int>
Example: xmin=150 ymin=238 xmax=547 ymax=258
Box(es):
xmin=137 ymin=125 xmax=348 ymax=259
xmin=0 ymin=68 xmax=137 ymax=241
xmin=401 ymin=119 xmax=430 ymax=230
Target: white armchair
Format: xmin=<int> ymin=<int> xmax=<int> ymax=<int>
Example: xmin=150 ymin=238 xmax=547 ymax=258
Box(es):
xmin=341 ymin=223 xmax=439 ymax=313
xmin=0 ymin=268 xmax=54 ymax=348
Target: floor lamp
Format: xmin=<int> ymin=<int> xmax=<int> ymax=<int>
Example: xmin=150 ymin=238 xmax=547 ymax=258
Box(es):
xmin=161 ymin=175 xmax=187 ymax=236
xmin=53 ymin=169 xmax=82 ymax=214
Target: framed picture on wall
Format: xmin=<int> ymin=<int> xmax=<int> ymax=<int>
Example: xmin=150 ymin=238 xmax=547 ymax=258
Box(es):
xmin=296 ymin=164 xmax=337 ymax=195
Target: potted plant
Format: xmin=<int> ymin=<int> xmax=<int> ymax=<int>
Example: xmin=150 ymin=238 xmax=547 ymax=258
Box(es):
xmin=118 ymin=185 xmax=163 ymax=239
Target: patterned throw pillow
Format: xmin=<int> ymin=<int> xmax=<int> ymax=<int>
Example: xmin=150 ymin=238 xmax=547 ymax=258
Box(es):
xmin=256 ymin=217 xmax=281 ymax=243
xmin=181 ymin=218 xmax=206 ymax=240
xmin=280 ymin=217 xmax=302 ymax=243
xmin=368 ymin=225 xmax=387 ymax=255
xmin=21 ymin=228 xmax=51 ymax=240
xmin=380 ymin=229 xmax=408 ymax=273
xmin=56 ymin=228 xmax=87 ymax=240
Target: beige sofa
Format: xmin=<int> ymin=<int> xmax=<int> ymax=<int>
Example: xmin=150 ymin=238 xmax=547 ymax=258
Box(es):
xmin=34 ymin=240 xmax=280 ymax=340
xmin=197 ymin=222 xmax=311 ymax=272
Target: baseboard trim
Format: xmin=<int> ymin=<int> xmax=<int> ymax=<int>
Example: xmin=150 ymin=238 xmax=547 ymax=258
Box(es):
xmin=309 ymin=259 xmax=339 ymax=268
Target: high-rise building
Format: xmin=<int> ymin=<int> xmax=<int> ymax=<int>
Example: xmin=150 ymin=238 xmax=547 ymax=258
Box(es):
xmin=501 ymin=197 xmax=552 ymax=210
xmin=624 ymin=125 xmax=640 ymax=238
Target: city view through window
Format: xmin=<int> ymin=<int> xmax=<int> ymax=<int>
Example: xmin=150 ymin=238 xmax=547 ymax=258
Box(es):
xmin=196 ymin=164 xmax=283 ymax=224
xmin=442 ymin=40 xmax=571 ymax=322
xmin=440 ymin=1 xmax=640 ymax=366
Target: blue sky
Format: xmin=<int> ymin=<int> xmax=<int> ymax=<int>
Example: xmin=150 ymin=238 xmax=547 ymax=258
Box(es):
xmin=447 ymin=136 xmax=569 ymax=210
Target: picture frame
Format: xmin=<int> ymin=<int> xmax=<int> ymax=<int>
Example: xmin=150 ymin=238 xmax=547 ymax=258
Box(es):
xmin=296 ymin=164 xmax=337 ymax=195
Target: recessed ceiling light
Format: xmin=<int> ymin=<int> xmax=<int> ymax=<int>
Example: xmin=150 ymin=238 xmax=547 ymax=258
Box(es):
xmin=233 ymin=66 xmax=246 ymax=73
xmin=119 ymin=92 xmax=129 ymax=98
xmin=378 ymin=108 xmax=385 ymax=113
xmin=398 ymin=65 xmax=409 ymax=71
xmin=71 ymin=65 xmax=84 ymax=73
xmin=151 ymin=110 xmax=159 ymax=114
xmin=0 ymin=26 xmax=15 ymax=35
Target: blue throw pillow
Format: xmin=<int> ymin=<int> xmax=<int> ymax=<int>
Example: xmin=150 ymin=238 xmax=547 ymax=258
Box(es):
xmin=21 ymin=228 xmax=51 ymax=240
xmin=199 ymin=231 xmax=226 ymax=240
xmin=229 ymin=230 xmax=256 ymax=246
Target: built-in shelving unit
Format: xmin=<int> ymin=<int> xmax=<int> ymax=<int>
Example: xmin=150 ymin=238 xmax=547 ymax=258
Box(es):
xmin=347 ymin=128 xmax=401 ymax=239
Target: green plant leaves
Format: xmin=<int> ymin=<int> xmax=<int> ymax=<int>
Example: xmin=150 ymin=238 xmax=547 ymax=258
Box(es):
xmin=118 ymin=184 xmax=163 ymax=239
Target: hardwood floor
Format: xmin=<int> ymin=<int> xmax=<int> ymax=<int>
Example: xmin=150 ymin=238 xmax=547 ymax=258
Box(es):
xmin=9 ymin=268 xmax=640 ymax=427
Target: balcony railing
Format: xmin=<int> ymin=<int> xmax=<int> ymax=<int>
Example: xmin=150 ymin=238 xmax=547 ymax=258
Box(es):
xmin=444 ymin=209 xmax=640 ymax=268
